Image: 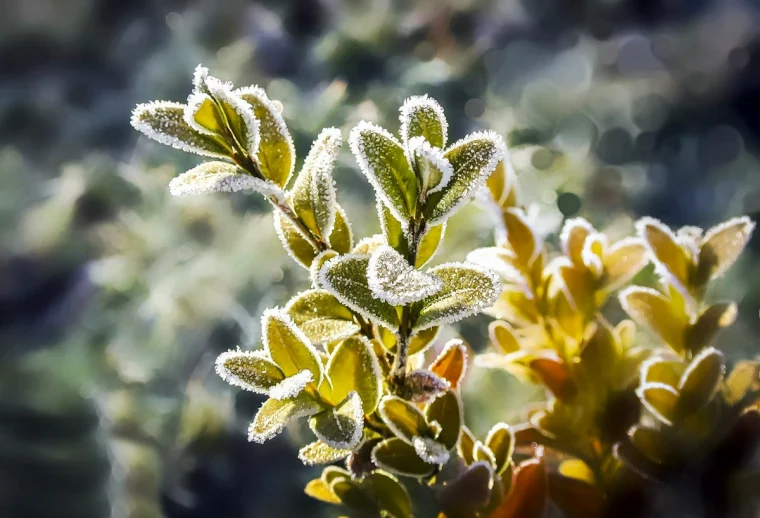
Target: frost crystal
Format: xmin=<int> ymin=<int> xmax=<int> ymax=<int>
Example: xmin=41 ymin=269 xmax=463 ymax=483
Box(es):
xmin=367 ymin=246 xmax=443 ymax=305
xmin=268 ymin=370 xmax=314 ymax=400
xmin=168 ymin=162 xmax=281 ymax=198
xmin=412 ymin=436 xmax=450 ymax=465
xmin=130 ymin=101 xmax=227 ymax=158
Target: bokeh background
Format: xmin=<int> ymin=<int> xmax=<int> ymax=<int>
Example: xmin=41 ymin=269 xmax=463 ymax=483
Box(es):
xmin=2 ymin=0 xmax=760 ymax=517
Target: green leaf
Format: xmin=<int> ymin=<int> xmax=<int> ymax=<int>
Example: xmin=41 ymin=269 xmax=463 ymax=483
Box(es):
xmin=236 ymin=86 xmax=295 ymax=187
xmin=409 ymin=137 xmax=453 ymax=195
xmin=458 ymin=425 xmax=477 ymax=465
xmin=299 ymin=440 xmax=351 ymax=466
xmin=636 ymin=382 xmax=679 ymax=426
xmin=355 ymin=471 xmax=412 ymax=518
xmin=367 ymin=245 xmax=443 ymax=305
xmin=290 ymin=127 xmax=341 ymax=238
xmin=130 ymin=101 xmax=230 ymax=158
xmin=678 ymin=347 xmax=725 ymax=412
xmin=168 ymin=161 xmax=280 ymax=197
xmin=485 ymin=423 xmax=515 ymax=475
xmin=205 ymin=77 xmax=260 ymax=157
xmin=319 ymin=254 xmax=400 ymax=329
xmin=185 ymin=92 xmax=227 ymax=136
xmin=349 ymin=121 xmax=418 ymax=222
xmin=274 ymin=210 xmax=319 ymax=268
xmin=285 ymin=289 xmax=360 ymax=345
xmin=425 ymin=131 xmax=506 ymax=225
xmin=417 ymin=222 xmax=446 ymax=268
xmin=263 ymin=309 xmax=323 ymax=383
xmin=326 ymin=336 xmax=382 ymax=413
xmin=378 ymin=201 xmax=408 ymax=255
xmin=425 ymin=389 xmax=463 ymax=450
xmin=371 ymin=438 xmax=436 ymax=478
xmin=399 ymin=95 xmax=448 ymax=150
xmin=309 ymin=392 xmax=365 ymax=449
xmin=379 ymin=396 xmax=430 ymax=444
xmin=310 ymin=249 xmax=339 ymax=287
xmin=214 ymin=349 xmax=285 ymax=394
xmin=248 ymin=393 xmax=321 ymax=443
xmin=408 ymin=326 xmax=440 ymax=355
xmin=411 ymin=262 xmax=501 ymax=332
xmin=304 ymin=478 xmax=341 ymax=504
xmin=329 ymin=205 xmax=353 ymax=253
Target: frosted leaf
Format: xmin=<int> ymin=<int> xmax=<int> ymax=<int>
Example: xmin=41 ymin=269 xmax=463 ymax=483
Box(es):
xmin=215 ymin=349 xmax=284 ymax=394
xmin=309 ymin=391 xmax=365 ymax=449
xmin=371 ymin=438 xmax=436 ymax=478
xmin=635 ymin=382 xmax=679 ymax=426
xmin=411 ymin=262 xmax=502 ymax=332
xmin=413 ymin=436 xmax=450 ymax=465
xmin=409 ymin=136 xmax=453 ymax=196
xmin=273 ymin=210 xmax=319 ymax=269
xmin=466 ymin=247 xmax=524 ymax=286
xmin=262 ymin=308 xmax=324 ymax=384
xmin=290 ymin=127 xmax=341 ymax=238
xmin=326 ymin=336 xmax=382 ymax=413
xmin=236 ymin=85 xmax=296 ymax=187
xmin=581 ymin=233 xmax=607 ymax=278
xmin=192 ymin=64 xmax=209 ymax=93
xmin=318 ymin=254 xmax=400 ymax=330
xmin=299 ymin=440 xmax=351 ymax=466
xmin=699 ymin=216 xmax=755 ymax=279
xmin=367 ymin=245 xmax=443 ymax=306
xmin=205 ymin=76 xmax=260 ymax=157
xmin=559 ymin=217 xmax=594 ymax=266
xmin=168 ymin=161 xmax=282 ymax=197
xmin=284 ymin=289 xmax=360 ymax=345
xmin=603 ymin=237 xmax=649 ymax=290
xmin=184 ymin=92 xmax=225 ymax=136
xmin=416 ymin=222 xmax=446 ymax=268
xmin=349 ymin=121 xmax=418 ymax=223
xmin=268 ymin=370 xmax=314 ymax=400
xmin=130 ymin=101 xmax=229 ymax=158
xmin=378 ymin=395 xmax=431 ymax=444
xmin=310 ymin=250 xmax=339 ymax=288
xmin=249 ymin=393 xmax=321 ymax=443
xmin=425 ymin=130 xmax=507 ymax=226
xmin=635 ymin=217 xmax=692 ymax=296
xmin=399 ymin=94 xmax=448 ymax=151
xmin=352 ymin=234 xmax=386 ymax=255
xmin=329 ymin=204 xmax=354 ymax=253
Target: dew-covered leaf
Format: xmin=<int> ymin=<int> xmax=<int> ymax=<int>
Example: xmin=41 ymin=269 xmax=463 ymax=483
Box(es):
xmin=409 ymin=326 xmax=440 ymax=355
xmin=379 ymin=396 xmax=430 ymax=444
xmin=285 ymin=289 xmax=360 ymax=345
xmin=236 ymin=86 xmax=295 ymax=187
xmin=319 ymin=254 xmax=400 ymax=329
xmin=371 ymin=437 xmax=436 ymax=478
xmin=425 ymin=131 xmax=506 ymax=225
xmin=168 ymin=161 xmax=281 ymax=197
xmin=130 ymin=101 xmax=230 ymax=157
xmin=368 ymin=245 xmax=443 ymax=305
xmin=677 ymin=347 xmax=725 ymax=412
xmin=636 ymin=382 xmax=679 ymax=426
xmin=349 ymin=121 xmax=417 ymax=222
xmin=299 ymin=440 xmax=352 ymax=466
xmin=263 ymin=308 xmax=323 ymax=383
xmin=411 ymin=262 xmax=501 ymax=332
xmin=485 ymin=423 xmax=515 ymax=475
xmin=309 ymin=391 xmax=364 ymax=449
xmin=619 ymin=287 xmax=689 ymax=352
xmin=425 ymin=389 xmax=462 ymax=450
xmin=326 ymin=336 xmax=382 ymax=413
xmin=429 ymin=339 xmax=468 ymax=389
xmin=249 ymin=393 xmax=321 ymax=443
xmin=215 ymin=349 xmax=285 ymax=394
xmin=290 ymin=127 xmax=341 ymax=238
xmin=400 ymin=94 xmax=448 ymax=150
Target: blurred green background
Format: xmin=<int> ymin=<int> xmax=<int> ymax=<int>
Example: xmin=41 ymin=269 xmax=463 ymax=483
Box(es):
xmin=2 ymin=0 xmax=760 ymax=517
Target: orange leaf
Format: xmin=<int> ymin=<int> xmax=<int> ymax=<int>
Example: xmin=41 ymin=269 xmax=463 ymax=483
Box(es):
xmin=430 ymin=339 xmax=468 ymax=389
xmin=492 ymin=457 xmax=548 ymax=518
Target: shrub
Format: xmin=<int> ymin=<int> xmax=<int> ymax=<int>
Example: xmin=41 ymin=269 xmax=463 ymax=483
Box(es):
xmin=132 ymin=66 xmax=760 ymax=517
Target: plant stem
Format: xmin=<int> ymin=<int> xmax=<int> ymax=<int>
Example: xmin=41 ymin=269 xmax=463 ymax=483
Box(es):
xmin=390 ymin=217 xmax=426 ymax=387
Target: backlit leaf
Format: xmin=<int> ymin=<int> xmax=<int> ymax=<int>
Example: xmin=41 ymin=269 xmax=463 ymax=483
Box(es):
xmin=685 ymin=302 xmax=737 ymax=353
xmin=458 ymin=425 xmax=477 ymax=465
xmin=485 ymin=423 xmax=515 ymax=475
xmin=274 ymin=210 xmax=319 ymax=268
xmin=290 ymin=127 xmax=341 ymax=238
xmin=327 ymin=336 xmax=382 ymax=413
xmin=215 ymin=349 xmax=285 ymax=394
xmin=411 ymin=262 xmax=501 ymax=332
xmin=329 ymin=205 xmax=354 ymax=253
xmin=503 ymin=208 xmax=539 ymax=265
xmin=319 ymin=254 xmax=400 ymax=329
xmin=603 ymin=237 xmax=648 ymax=290
xmin=677 ymin=347 xmax=725 ymax=412
xmin=236 ymin=86 xmax=295 ymax=187
xmin=299 ymin=440 xmax=352 ymax=466
xmin=438 ymin=461 xmax=494 ymax=516
xmin=409 ymin=136 xmax=453 ymax=195
xmin=263 ymin=308 xmax=323 ymax=383
xmin=368 ymin=245 xmax=443 ymax=305
xmin=379 ymin=396 xmax=429 ymax=443
xmin=285 ymin=289 xmax=360 ymax=345
xmin=412 ymin=436 xmax=450 ymax=464
xmin=636 ymin=217 xmax=692 ymax=293
xmin=492 ymin=457 xmax=548 ymax=518
xmin=636 ymin=382 xmax=679 ymax=426
xmin=697 ymin=216 xmax=755 ymax=280
xmin=429 ymin=339 xmax=467 ymax=389
xmin=371 ymin=437 xmax=436 ymax=478
xmin=309 ymin=392 xmax=364 ymax=449
xmin=304 ymin=478 xmax=341 ymax=503
xmin=425 ymin=131 xmax=507 ymax=225
xmin=130 ymin=101 xmax=229 ymax=158
xmin=168 ymin=161 xmax=280 ymax=197
xmin=400 ymin=94 xmax=448 ymax=150
xmin=417 ymin=222 xmax=446 ymax=268
xmin=205 ymin=76 xmax=260 ymax=157
xmin=619 ymin=287 xmax=689 ymax=352
xmin=723 ymin=360 xmax=760 ymax=406
xmin=425 ymin=389 xmax=462 ymax=450
xmin=355 ymin=470 xmax=412 ymax=518
xmin=349 ymin=121 xmax=417 ymax=222
xmin=249 ymin=393 xmax=321 ymax=443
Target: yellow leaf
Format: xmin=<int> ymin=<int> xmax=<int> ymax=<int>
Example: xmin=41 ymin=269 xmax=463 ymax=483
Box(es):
xmin=619 ymin=287 xmax=689 ymax=353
